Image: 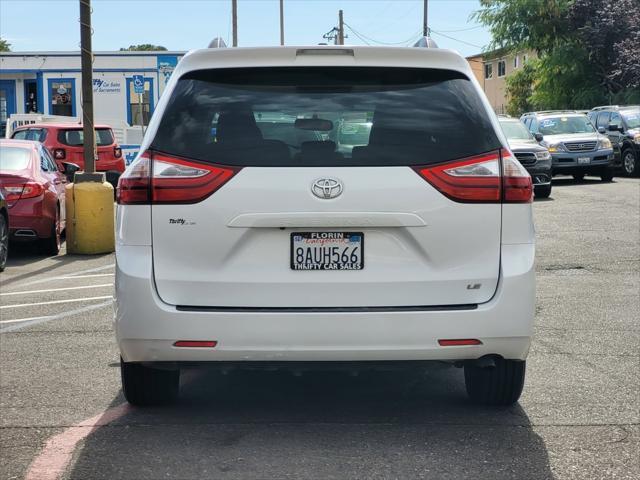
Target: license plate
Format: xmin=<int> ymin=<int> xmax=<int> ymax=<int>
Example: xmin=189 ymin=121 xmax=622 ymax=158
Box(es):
xmin=291 ymin=232 xmax=363 ymax=270
xmin=577 ymin=157 xmax=591 ymax=164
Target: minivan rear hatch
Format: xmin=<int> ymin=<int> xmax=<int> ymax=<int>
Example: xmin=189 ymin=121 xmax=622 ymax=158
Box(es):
xmin=146 ymin=67 xmax=504 ymax=308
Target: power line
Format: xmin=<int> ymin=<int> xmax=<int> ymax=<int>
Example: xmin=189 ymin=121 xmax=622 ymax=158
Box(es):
xmin=429 ymin=29 xmax=485 ymax=49
xmin=344 ymin=22 xmax=423 ymax=46
xmin=435 ymin=25 xmax=483 ymax=33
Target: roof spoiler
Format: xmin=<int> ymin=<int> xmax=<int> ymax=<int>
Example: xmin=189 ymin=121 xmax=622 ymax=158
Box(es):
xmin=413 ymin=36 xmax=439 ymax=48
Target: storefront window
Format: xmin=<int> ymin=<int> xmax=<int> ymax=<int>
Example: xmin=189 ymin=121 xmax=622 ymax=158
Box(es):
xmin=50 ymin=80 xmax=75 ymax=117
xmin=128 ymin=78 xmax=152 ymax=126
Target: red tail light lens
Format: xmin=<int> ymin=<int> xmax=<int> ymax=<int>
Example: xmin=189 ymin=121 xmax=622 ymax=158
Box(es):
xmin=116 ymin=153 xmax=151 ymax=204
xmin=501 ymin=153 xmax=533 ymax=203
xmin=413 ymin=150 xmax=532 ymax=203
xmin=114 ymin=147 xmax=122 ymax=158
xmin=1 ymin=182 xmax=44 ymax=202
xmin=117 ymin=151 xmax=241 ymax=205
xmin=53 ymin=148 xmax=66 ymax=160
xmin=413 ymin=151 xmax=501 ymax=203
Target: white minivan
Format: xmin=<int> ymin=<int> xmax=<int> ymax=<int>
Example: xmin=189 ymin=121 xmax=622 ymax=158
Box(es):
xmin=115 ymin=46 xmax=535 ymax=407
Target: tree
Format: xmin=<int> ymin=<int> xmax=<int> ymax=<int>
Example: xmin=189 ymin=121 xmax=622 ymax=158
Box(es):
xmin=0 ymin=38 xmax=11 ymax=52
xmin=568 ymin=0 xmax=640 ymax=94
xmin=119 ymin=44 xmax=167 ymax=51
xmin=474 ymin=0 xmax=640 ymax=114
xmin=505 ymin=60 xmax=536 ymax=116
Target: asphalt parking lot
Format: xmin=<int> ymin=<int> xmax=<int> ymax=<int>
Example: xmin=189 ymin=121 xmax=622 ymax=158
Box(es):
xmin=1 ymin=176 xmax=638 ymax=480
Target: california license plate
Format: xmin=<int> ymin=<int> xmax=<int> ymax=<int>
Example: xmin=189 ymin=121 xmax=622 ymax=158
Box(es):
xmin=577 ymin=157 xmax=591 ymax=164
xmin=291 ymin=232 xmax=363 ymax=270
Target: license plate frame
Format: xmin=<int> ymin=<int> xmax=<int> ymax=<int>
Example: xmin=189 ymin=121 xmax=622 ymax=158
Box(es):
xmin=290 ymin=232 xmax=364 ymax=271
xmin=577 ymin=157 xmax=591 ymax=164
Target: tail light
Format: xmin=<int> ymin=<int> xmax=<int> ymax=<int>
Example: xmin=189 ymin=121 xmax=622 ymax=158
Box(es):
xmin=501 ymin=153 xmax=534 ymax=202
xmin=114 ymin=147 xmax=122 ymax=158
xmin=413 ymin=149 xmax=532 ymax=203
xmin=117 ymin=151 xmax=241 ymax=205
xmin=53 ymin=148 xmax=66 ymax=160
xmin=1 ymin=182 xmax=45 ymax=202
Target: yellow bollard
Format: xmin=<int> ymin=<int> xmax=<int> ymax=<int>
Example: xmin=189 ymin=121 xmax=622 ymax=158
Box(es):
xmin=65 ymin=181 xmax=115 ymax=254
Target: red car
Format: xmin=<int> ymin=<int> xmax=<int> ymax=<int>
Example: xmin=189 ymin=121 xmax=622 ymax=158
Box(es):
xmin=0 ymin=139 xmax=69 ymax=255
xmin=11 ymin=123 xmax=125 ymax=175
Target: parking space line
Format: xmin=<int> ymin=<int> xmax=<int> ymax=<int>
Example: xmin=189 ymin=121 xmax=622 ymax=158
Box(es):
xmin=0 ymin=295 xmax=113 ymax=310
xmin=0 ymin=317 xmax=49 ymax=324
xmin=0 ymin=300 xmax=113 ymax=333
xmin=0 ymin=284 xmax=113 ymax=296
xmin=11 ymin=264 xmax=115 ymax=288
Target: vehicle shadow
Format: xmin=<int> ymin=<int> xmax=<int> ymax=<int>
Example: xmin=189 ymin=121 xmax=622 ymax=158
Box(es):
xmin=67 ymin=366 xmax=554 ymax=480
xmin=551 ymin=176 xmax=615 ymax=187
xmin=1 ymin=240 xmax=112 ymax=286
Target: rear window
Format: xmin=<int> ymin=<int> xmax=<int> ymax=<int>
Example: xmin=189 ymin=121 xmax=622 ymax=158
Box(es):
xmin=499 ymin=120 xmax=533 ymax=141
xmin=57 ymin=129 xmax=114 ymax=147
xmin=151 ymin=67 xmax=501 ymax=167
xmin=0 ymin=146 xmax=32 ymax=171
xmin=12 ymin=128 xmax=46 ymax=142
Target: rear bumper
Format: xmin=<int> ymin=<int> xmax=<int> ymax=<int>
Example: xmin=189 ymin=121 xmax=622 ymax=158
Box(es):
xmin=115 ymin=243 xmax=535 ymax=363
xmin=551 ymin=149 xmax=614 ymax=172
xmin=97 ymin=157 xmax=125 ymax=173
xmin=8 ymin=198 xmax=53 ymax=239
xmin=523 ymin=163 xmax=552 ymax=185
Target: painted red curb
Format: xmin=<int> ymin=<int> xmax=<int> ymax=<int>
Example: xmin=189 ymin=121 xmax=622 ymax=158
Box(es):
xmin=25 ymin=403 xmax=132 ymax=480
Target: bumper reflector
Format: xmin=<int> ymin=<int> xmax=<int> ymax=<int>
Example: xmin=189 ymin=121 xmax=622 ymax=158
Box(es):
xmin=173 ymin=340 xmax=218 ymax=348
xmin=438 ymin=339 xmax=482 ymax=346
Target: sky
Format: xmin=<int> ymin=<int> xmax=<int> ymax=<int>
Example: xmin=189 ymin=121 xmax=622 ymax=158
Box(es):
xmin=0 ymin=0 xmax=491 ymax=57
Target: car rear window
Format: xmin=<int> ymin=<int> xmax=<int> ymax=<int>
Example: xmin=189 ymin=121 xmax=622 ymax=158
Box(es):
xmin=57 ymin=129 xmax=114 ymax=146
xmin=151 ymin=67 xmax=501 ymax=167
xmin=499 ymin=120 xmax=533 ymax=140
xmin=0 ymin=146 xmax=31 ymax=171
xmin=12 ymin=128 xmax=46 ymax=142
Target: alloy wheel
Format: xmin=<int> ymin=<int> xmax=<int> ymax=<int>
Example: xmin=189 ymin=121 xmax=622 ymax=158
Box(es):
xmin=623 ymin=151 xmax=636 ymax=176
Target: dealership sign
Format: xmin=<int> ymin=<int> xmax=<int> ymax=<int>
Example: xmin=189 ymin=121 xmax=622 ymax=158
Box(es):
xmin=93 ymin=79 xmax=122 ymax=93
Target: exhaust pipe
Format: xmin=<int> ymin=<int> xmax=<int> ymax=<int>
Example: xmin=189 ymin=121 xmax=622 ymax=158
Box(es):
xmin=14 ymin=229 xmax=37 ymax=237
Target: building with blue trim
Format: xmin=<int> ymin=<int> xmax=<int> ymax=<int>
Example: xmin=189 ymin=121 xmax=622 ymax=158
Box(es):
xmin=0 ymin=51 xmax=185 ymax=131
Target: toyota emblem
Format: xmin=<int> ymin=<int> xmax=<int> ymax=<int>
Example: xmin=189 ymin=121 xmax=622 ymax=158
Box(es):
xmin=311 ymin=178 xmax=343 ymax=199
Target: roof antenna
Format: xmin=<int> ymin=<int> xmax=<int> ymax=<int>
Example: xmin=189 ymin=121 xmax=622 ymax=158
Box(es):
xmin=208 ymin=37 xmax=228 ymax=48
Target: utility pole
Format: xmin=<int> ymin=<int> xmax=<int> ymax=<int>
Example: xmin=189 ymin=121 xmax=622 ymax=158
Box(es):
xmin=232 ymin=0 xmax=238 ymax=47
xmin=423 ymin=0 xmax=429 ymax=37
xmin=79 ymin=0 xmax=96 ymax=175
xmin=279 ymin=0 xmax=284 ymax=46
xmin=69 ymin=0 xmax=115 ymax=256
xmin=338 ymin=10 xmax=345 ymax=45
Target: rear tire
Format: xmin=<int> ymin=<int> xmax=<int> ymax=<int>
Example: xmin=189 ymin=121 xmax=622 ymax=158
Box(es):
xmin=600 ymin=168 xmax=614 ymax=182
xmin=622 ymin=149 xmax=638 ymax=177
xmin=40 ymin=208 xmax=61 ymax=256
xmin=534 ymin=184 xmax=552 ymax=198
xmin=464 ymin=358 xmax=525 ymax=406
xmin=573 ymin=173 xmax=585 ymax=181
xmin=121 ymin=358 xmax=180 ymax=406
xmin=0 ymin=214 xmax=8 ymax=272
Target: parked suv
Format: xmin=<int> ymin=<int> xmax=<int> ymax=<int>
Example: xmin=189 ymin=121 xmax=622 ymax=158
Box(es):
xmin=498 ymin=115 xmax=552 ymax=198
xmin=115 ymin=46 xmax=535 ymax=407
xmin=11 ymin=123 xmax=125 ymax=183
xmin=520 ymin=111 xmax=614 ymax=181
xmin=588 ymin=105 xmax=640 ymax=177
